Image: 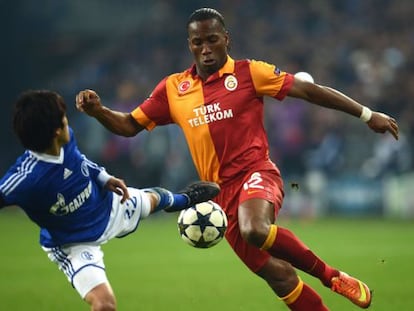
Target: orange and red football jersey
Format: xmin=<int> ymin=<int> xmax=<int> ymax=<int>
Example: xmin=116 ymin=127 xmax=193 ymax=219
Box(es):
xmin=131 ymin=56 xmax=294 ymax=185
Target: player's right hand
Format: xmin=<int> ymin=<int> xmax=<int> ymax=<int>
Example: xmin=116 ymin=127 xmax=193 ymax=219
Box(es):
xmin=75 ymin=89 xmax=102 ymax=116
xmin=104 ymin=176 xmax=130 ymax=203
xmin=367 ymin=111 xmax=399 ymax=140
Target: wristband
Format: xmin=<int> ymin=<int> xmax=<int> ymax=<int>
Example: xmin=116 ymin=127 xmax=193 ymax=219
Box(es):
xmin=97 ymin=170 xmax=113 ymax=187
xmin=360 ymin=106 xmax=372 ymax=122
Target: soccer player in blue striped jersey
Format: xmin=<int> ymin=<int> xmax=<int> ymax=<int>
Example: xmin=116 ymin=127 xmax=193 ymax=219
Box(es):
xmin=0 ymin=90 xmax=220 ymax=310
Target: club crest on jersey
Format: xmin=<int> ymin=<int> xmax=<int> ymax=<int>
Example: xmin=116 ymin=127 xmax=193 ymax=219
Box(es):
xmin=224 ymin=75 xmax=238 ymax=91
xmin=81 ymin=250 xmax=94 ymax=261
xmin=178 ymin=80 xmax=191 ymax=94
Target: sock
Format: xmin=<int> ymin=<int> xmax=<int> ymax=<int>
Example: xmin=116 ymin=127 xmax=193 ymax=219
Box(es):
xmin=144 ymin=188 xmax=189 ymax=212
xmin=261 ymin=225 xmax=338 ymax=287
xmin=172 ymin=194 xmax=189 ymax=209
xmin=282 ymin=280 xmax=328 ymax=311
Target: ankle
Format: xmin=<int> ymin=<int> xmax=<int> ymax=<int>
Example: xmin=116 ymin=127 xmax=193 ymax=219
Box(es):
xmin=144 ymin=187 xmax=174 ymax=212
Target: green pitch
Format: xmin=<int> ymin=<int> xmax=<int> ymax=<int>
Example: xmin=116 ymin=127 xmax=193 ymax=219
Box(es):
xmin=0 ymin=208 xmax=412 ymax=310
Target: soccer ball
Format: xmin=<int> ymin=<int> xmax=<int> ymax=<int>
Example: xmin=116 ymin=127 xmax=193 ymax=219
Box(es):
xmin=177 ymin=201 xmax=228 ymax=248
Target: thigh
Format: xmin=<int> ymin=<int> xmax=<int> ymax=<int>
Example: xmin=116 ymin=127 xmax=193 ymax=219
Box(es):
xmin=239 ymin=169 xmax=284 ymax=213
xmin=97 ymin=187 xmax=151 ymax=242
xmin=238 ymin=169 xmax=284 ymax=229
xmin=217 ymin=180 xmax=270 ymax=273
xmin=217 ymin=169 xmax=284 ymax=273
xmin=43 ymin=244 xmax=108 ymax=298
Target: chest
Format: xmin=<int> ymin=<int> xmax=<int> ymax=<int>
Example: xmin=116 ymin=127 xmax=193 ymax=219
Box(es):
xmin=169 ymin=74 xmax=263 ymax=129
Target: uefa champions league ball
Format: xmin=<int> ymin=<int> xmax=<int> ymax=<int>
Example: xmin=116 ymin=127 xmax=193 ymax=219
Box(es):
xmin=177 ymin=201 xmax=228 ymax=248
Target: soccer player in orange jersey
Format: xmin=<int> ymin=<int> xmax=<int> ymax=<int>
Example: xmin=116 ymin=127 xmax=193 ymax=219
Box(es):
xmin=76 ymin=8 xmax=399 ymax=310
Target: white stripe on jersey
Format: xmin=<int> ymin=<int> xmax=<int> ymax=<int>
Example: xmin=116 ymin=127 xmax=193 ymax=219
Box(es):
xmin=82 ymin=154 xmax=101 ymax=169
xmin=52 ymin=247 xmax=76 ymax=278
xmin=0 ymin=154 xmax=38 ymax=195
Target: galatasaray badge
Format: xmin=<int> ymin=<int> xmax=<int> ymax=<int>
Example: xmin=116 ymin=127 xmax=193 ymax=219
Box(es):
xmin=224 ymin=75 xmax=238 ymax=91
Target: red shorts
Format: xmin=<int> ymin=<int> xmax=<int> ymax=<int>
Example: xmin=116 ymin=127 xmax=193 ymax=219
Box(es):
xmin=214 ymin=166 xmax=284 ymax=273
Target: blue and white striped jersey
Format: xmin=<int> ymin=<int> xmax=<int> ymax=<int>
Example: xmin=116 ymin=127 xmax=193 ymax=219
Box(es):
xmin=0 ymin=128 xmax=113 ymax=247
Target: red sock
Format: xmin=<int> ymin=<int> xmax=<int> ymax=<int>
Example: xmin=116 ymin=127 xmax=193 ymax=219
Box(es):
xmin=261 ymin=225 xmax=338 ymax=287
xmin=282 ymin=280 xmax=329 ymax=311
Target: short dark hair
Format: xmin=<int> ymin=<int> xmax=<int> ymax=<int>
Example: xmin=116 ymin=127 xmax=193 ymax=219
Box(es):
xmin=187 ymin=8 xmax=226 ymax=30
xmin=13 ymin=90 xmax=66 ymax=152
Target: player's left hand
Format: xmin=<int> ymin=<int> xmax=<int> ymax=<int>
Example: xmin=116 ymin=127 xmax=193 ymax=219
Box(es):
xmin=105 ymin=177 xmax=130 ymax=203
xmin=367 ymin=112 xmax=399 ymax=140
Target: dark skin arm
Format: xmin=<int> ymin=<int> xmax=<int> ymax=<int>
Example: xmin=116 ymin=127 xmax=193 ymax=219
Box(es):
xmin=76 ymin=89 xmax=144 ymax=137
xmin=77 ymin=80 xmax=399 ymax=141
xmin=288 ymin=78 xmax=399 ymax=140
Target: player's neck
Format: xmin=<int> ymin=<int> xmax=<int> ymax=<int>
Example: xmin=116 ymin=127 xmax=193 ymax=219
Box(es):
xmin=43 ymin=141 xmax=62 ymax=156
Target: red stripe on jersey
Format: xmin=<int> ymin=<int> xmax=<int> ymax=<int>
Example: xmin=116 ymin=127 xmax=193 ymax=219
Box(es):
xmin=132 ymin=77 xmax=172 ymax=129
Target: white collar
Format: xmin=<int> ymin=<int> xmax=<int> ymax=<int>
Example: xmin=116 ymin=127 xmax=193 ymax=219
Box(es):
xmin=30 ymin=148 xmax=65 ymax=164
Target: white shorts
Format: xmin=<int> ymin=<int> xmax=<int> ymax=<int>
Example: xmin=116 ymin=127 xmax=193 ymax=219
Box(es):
xmin=42 ymin=187 xmax=152 ymax=298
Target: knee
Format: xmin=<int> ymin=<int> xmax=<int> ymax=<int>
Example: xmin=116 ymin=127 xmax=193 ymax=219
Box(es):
xmin=91 ymin=300 xmax=117 ymax=311
xmin=84 ymin=282 xmax=116 ymax=311
xmin=86 ymin=292 xmax=116 ymax=311
xmin=239 ymin=222 xmax=269 ymax=247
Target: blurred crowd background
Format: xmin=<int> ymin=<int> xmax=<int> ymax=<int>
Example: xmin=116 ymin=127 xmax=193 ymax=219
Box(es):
xmin=2 ymin=0 xmax=413 ymax=218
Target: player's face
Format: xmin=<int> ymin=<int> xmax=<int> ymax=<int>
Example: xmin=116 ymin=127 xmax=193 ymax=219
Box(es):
xmin=188 ymin=18 xmax=229 ymax=80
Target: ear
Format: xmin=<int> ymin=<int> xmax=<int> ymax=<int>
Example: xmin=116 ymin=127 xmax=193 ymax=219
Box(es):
xmin=54 ymin=127 xmax=62 ymax=138
xmin=187 ymin=38 xmax=192 ymax=53
xmin=225 ymin=31 xmax=230 ymax=51
xmin=225 ymin=31 xmax=230 ymax=42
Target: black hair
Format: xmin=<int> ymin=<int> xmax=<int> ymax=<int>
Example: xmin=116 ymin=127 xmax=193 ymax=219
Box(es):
xmin=187 ymin=8 xmax=226 ymax=30
xmin=13 ymin=90 xmax=66 ymax=152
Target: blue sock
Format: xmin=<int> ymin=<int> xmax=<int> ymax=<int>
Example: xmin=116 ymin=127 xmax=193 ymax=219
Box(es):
xmin=173 ymin=194 xmax=189 ymax=209
xmin=144 ymin=188 xmax=189 ymax=212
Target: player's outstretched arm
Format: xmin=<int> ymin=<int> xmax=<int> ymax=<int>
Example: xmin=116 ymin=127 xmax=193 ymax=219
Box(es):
xmin=288 ymin=78 xmax=399 ymax=140
xmin=76 ymin=89 xmax=144 ymax=137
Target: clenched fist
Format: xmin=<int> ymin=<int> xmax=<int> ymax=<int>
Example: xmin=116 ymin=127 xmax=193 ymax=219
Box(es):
xmin=75 ymin=89 xmax=102 ymax=116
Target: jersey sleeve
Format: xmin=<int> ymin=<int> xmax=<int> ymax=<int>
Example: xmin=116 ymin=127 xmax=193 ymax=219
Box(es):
xmin=0 ymin=156 xmax=30 ymax=208
xmin=81 ymin=154 xmax=110 ymax=187
xmin=69 ymin=128 xmax=109 ymax=186
xmin=248 ymin=60 xmax=294 ymax=100
xmin=131 ymin=77 xmax=173 ymax=130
